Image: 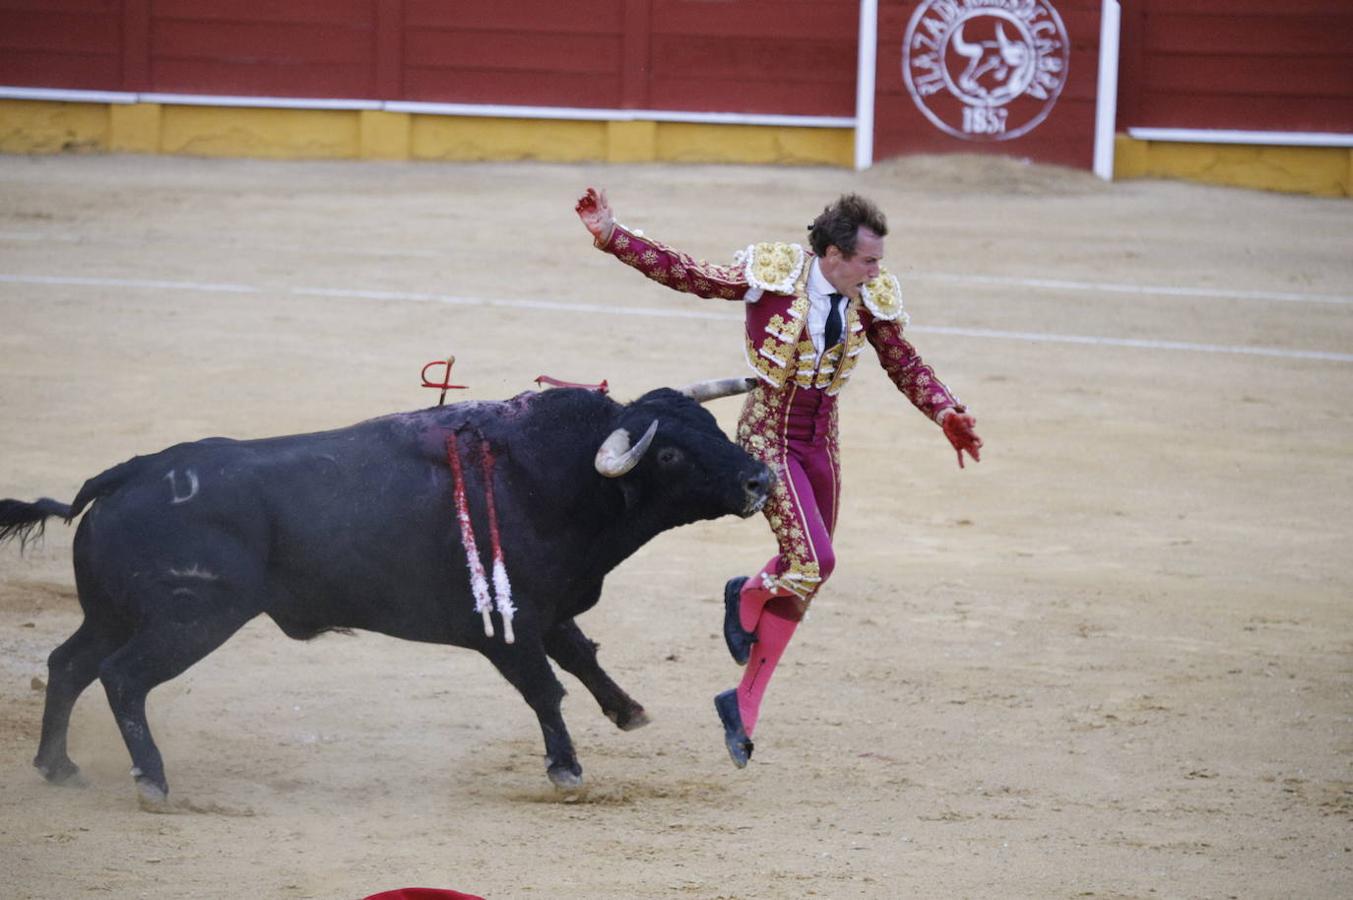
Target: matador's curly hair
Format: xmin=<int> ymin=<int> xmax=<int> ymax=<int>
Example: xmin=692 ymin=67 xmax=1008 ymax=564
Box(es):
xmin=807 ymin=194 xmax=888 ymax=258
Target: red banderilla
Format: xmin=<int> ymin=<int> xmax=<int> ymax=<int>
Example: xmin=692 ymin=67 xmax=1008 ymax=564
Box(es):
xmin=446 ymin=430 xmax=515 ymax=643
xmin=534 ymin=374 xmax=609 ymax=394
xmin=422 ymin=356 xmax=468 ymax=405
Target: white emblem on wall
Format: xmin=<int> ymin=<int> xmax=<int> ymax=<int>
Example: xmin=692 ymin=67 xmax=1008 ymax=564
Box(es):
xmin=902 ymin=0 xmax=1071 ymax=142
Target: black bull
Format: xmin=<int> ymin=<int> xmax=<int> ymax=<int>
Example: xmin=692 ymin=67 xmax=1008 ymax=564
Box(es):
xmin=0 ymin=379 xmax=773 ymax=803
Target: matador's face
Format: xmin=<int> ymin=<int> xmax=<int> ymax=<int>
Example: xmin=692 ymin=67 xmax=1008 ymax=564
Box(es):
xmin=821 ymin=226 xmax=883 ymax=299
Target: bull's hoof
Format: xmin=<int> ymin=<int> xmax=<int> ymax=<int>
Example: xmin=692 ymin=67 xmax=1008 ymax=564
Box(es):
xmin=619 ymin=708 xmax=651 ymax=731
xmin=134 ymin=775 xmax=169 ymax=810
xmin=547 ymin=764 xmax=584 ymax=791
xmin=606 ymin=706 xmax=651 ymax=731
xmin=34 ymin=757 xmax=84 ymax=786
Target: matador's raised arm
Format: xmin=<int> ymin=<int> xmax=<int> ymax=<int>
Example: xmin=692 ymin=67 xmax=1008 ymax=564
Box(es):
xmin=577 ymin=187 xmax=747 ymax=300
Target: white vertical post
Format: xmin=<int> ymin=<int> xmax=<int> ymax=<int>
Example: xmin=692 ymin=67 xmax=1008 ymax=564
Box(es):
xmin=1093 ymin=0 xmax=1122 ymax=180
xmin=854 ymin=0 xmax=879 ymax=171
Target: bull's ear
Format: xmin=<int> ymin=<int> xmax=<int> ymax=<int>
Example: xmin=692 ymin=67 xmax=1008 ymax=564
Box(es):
xmin=679 ymin=377 xmax=757 ymax=404
xmin=594 ymin=419 xmax=659 ymax=478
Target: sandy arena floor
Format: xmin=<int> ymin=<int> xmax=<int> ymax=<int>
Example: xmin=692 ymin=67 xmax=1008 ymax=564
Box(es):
xmin=0 ymin=153 xmax=1350 ymax=899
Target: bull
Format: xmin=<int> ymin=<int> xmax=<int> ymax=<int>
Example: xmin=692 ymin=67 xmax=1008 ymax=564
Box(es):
xmin=0 ymin=378 xmax=772 ymax=805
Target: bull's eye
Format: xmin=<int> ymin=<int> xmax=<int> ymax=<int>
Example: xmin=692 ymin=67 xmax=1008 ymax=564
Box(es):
xmin=656 ymin=447 xmax=683 ymax=467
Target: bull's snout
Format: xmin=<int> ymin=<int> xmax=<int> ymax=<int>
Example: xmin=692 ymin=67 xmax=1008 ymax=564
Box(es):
xmin=741 ymin=464 xmax=775 ymax=517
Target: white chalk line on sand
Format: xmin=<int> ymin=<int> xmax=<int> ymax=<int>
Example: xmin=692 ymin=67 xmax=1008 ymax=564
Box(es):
xmin=0 ymin=273 xmax=260 ymax=294
xmin=2 ymin=230 xmax=1350 ymax=306
xmin=910 ymin=272 xmax=1353 ymax=306
xmin=2 ymin=272 xmax=1351 ymax=364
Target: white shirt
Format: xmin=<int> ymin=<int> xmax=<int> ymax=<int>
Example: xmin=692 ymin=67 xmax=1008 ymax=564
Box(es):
xmin=804 ymin=258 xmax=847 ymax=358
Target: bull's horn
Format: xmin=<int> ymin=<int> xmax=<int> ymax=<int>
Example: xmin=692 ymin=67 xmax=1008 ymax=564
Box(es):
xmin=594 ymin=419 xmax=659 ymax=478
xmin=996 ymin=23 xmax=1022 ymax=64
xmin=952 ymin=23 xmax=982 ymax=60
xmin=679 ymin=377 xmax=757 ymax=404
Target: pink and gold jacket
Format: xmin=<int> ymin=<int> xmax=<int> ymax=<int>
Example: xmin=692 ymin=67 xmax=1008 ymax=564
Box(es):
xmin=597 ymin=224 xmax=964 ymax=421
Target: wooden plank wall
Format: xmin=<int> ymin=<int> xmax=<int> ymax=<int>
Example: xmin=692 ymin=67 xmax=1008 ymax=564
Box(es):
xmin=0 ymin=0 xmax=123 ymax=90
xmin=646 ymin=0 xmax=858 ymax=116
xmin=1118 ymin=0 xmax=1353 ymax=132
xmin=146 ymin=0 xmax=379 ymax=97
xmin=4 ymin=0 xmax=1349 ymax=144
xmin=0 ymin=0 xmax=859 ymax=117
xmin=400 ymin=0 xmax=628 ymax=107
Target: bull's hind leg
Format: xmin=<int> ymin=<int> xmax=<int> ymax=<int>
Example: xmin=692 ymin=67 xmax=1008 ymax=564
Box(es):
xmin=98 ymin=588 xmax=256 ymax=806
xmin=34 ymin=616 xmax=131 ymax=785
xmin=544 ymin=619 xmax=650 ymax=731
xmin=482 ymin=637 xmax=582 ymax=789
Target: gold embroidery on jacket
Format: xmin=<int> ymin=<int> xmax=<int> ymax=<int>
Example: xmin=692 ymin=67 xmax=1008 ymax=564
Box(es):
xmin=743 ymin=336 xmax=777 ymax=383
xmin=748 ymin=278 xmax=810 ymax=386
xmin=766 ymin=313 xmax=797 ymax=343
xmin=757 ymin=342 xmax=791 ymax=368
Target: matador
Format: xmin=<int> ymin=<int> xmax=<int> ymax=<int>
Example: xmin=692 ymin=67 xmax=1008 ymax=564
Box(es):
xmin=576 ymin=188 xmax=983 ymax=767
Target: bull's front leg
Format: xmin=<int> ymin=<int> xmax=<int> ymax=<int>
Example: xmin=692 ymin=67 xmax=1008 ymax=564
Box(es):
xmin=544 ymin=619 xmax=650 ymax=731
xmin=481 ymin=636 xmax=582 ymax=789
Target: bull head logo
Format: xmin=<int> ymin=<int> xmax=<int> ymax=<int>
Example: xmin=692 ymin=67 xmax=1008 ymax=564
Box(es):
xmin=950 ymin=22 xmax=1035 ymax=105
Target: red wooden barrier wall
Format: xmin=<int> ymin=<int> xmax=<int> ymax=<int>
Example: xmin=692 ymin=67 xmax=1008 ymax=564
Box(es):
xmin=401 ymin=0 xmax=626 ymax=108
xmin=2 ymin=0 xmax=1350 ymax=170
xmin=148 ymin=0 xmax=379 ymax=97
xmin=645 ymin=0 xmax=857 ymax=116
xmin=1117 ymin=0 xmax=1353 ymax=133
xmin=0 ymin=0 xmax=860 ymax=117
xmin=0 ymin=0 xmax=122 ymax=90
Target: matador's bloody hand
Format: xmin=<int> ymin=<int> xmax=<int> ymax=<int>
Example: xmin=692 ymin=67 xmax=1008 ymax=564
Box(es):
xmin=941 ymin=410 xmax=983 ymax=469
xmin=575 ymin=187 xmax=615 ymax=242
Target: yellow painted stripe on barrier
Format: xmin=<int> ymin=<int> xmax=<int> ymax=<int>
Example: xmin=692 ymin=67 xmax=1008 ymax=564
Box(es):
xmin=0 ymin=98 xmax=1345 ymax=195
xmin=0 ymin=99 xmax=106 ymax=153
xmin=0 ymin=98 xmax=854 ymax=167
xmin=1114 ymin=133 xmax=1351 ymax=198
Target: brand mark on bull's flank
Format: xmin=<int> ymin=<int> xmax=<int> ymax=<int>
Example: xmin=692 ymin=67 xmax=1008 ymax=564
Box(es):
xmin=902 ymin=0 xmax=1070 ymax=142
xmin=165 ymin=468 xmax=200 ymax=505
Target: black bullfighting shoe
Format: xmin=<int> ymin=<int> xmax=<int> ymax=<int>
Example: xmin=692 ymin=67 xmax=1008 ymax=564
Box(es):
xmin=714 ymin=688 xmax=753 ymax=768
xmin=723 ymin=576 xmax=757 ymax=666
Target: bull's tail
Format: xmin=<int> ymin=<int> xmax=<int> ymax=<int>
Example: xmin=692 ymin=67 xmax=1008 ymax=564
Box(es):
xmin=1 ymin=454 xmax=150 ymax=551
xmin=0 ymin=497 xmax=74 ymax=550
xmin=68 ymin=456 xmax=146 ymax=517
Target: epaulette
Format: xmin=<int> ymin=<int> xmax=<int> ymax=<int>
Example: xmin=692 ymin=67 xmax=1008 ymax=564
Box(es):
xmin=734 ymin=242 xmax=806 ymax=296
xmin=860 ymin=269 xmax=908 ymax=324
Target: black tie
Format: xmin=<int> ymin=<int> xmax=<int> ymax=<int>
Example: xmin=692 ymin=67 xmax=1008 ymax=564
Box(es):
xmin=824 ymin=292 xmax=845 ymax=349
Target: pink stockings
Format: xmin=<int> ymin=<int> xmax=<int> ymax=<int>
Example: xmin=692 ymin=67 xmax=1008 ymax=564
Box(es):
xmin=735 ymin=596 xmax=801 ymax=735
